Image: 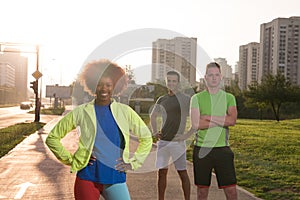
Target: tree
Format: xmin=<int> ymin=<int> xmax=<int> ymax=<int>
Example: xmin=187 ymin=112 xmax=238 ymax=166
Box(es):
xmin=244 ymin=72 xmax=299 ymax=121
xmin=146 ymin=82 xmax=167 ymax=101
xmin=125 ymin=65 xmax=136 ymax=84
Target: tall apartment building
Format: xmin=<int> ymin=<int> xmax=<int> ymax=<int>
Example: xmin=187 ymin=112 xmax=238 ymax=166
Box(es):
xmin=0 ymin=49 xmax=28 ymax=101
xmin=259 ymin=16 xmax=300 ymax=85
xmin=233 ymin=62 xmax=239 ymax=83
xmin=152 ymin=37 xmax=197 ymax=86
xmin=238 ymin=42 xmax=260 ymax=90
xmin=214 ymin=58 xmax=233 ymax=86
xmin=0 ymin=62 xmax=15 ymax=87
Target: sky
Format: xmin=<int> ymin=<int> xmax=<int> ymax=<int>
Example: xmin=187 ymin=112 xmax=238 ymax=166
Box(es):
xmin=1 ymin=0 xmax=300 ymax=89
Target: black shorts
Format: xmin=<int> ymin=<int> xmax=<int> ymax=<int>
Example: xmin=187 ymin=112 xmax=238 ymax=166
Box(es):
xmin=193 ymin=146 xmax=237 ymax=188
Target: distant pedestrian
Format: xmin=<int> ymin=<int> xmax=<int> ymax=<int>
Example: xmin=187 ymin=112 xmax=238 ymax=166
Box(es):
xmin=150 ymin=70 xmax=191 ymax=200
xmin=190 ymin=62 xmax=238 ymax=200
xmin=46 ymin=59 xmax=153 ymax=200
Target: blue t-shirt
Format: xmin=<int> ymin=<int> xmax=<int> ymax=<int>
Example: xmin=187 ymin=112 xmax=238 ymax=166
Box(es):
xmin=77 ymin=104 xmax=126 ymax=184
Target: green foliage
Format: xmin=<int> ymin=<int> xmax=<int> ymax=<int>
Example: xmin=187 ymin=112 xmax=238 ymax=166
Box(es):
xmin=0 ymin=122 xmax=45 ymax=157
xmin=29 ymin=107 xmax=66 ymax=115
xmin=139 ymin=113 xmax=158 ymax=143
xmin=244 ymin=73 xmax=300 ymax=121
xmin=225 ymin=81 xmax=243 ymax=97
xmin=146 ymin=82 xmax=168 ymax=101
xmin=129 ymin=100 xmax=154 ymax=114
xmin=40 ymin=107 xmax=65 ymax=115
xmin=225 ymin=119 xmax=300 ymax=199
xmin=139 ymin=113 xmax=150 ymax=125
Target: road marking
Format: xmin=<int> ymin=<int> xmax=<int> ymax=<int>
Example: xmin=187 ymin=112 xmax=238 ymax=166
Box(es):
xmin=14 ymin=182 xmax=35 ymax=199
xmin=0 ymin=167 xmax=11 ymax=176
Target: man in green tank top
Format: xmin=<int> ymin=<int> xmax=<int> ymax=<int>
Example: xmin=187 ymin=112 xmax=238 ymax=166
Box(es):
xmin=190 ymin=62 xmax=238 ymax=200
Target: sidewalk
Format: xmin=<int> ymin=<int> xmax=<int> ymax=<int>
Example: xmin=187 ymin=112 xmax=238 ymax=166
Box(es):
xmin=0 ymin=116 xmax=262 ymax=200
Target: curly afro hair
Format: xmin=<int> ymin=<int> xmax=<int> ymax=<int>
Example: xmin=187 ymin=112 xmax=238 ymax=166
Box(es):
xmin=78 ymin=59 xmax=128 ymax=96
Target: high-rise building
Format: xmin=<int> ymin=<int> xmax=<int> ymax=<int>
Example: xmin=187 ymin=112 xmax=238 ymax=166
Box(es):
xmin=0 ymin=62 xmax=15 ymax=87
xmin=259 ymin=16 xmax=300 ymax=85
xmin=238 ymin=42 xmax=260 ymax=90
xmin=214 ymin=58 xmax=233 ymax=87
xmin=152 ymin=37 xmax=197 ymax=86
xmin=233 ymin=62 xmax=239 ymax=83
xmin=0 ymin=49 xmax=28 ymax=101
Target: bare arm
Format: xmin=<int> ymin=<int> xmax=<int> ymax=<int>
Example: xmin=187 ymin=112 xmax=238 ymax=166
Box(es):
xmin=190 ymin=107 xmax=218 ymax=130
xmin=150 ymin=106 xmax=160 ymax=138
xmin=174 ymin=107 xmax=213 ymax=141
xmin=202 ymin=106 xmax=237 ymax=127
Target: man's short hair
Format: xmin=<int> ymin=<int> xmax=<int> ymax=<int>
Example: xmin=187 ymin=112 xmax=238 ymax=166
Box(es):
xmin=206 ymin=62 xmax=221 ymax=74
xmin=167 ymin=71 xmax=180 ymax=82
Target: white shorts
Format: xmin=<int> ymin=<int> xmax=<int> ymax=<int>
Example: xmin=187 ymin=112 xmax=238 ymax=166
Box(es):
xmin=156 ymin=140 xmax=187 ymax=171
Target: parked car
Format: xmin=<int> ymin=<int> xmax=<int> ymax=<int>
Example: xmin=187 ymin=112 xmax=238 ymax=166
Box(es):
xmin=20 ymin=102 xmax=33 ymax=109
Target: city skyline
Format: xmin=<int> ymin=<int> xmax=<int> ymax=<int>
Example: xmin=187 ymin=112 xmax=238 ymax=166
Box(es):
xmin=1 ymin=0 xmax=299 ymax=86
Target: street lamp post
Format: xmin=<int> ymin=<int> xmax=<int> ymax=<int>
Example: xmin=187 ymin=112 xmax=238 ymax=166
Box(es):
xmin=0 ymin=42 xmax=42 ymax=122
xmin=33 ymin=45 xmax=41 ymax=122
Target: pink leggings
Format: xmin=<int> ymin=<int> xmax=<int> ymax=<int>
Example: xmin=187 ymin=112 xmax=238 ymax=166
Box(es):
xmin=74 ymin=177 xmax=103 ymax=200
xmin=74 ymin=177 xmax=131 ymax=200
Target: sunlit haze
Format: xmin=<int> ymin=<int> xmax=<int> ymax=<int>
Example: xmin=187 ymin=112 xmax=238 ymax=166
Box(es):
xmin=1 ymin=0 xmax=299 ymax=90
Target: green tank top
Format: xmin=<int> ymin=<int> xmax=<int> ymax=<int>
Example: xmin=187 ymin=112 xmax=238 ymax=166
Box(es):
xmin=191 ymin=90 xmax=236 ymax=147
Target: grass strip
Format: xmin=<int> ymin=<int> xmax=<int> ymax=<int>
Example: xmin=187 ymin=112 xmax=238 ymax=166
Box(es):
xmin=0 ymin=122 xmax=45 ymax=157
xmin=228 ymin=119 xmax=300 ymax=200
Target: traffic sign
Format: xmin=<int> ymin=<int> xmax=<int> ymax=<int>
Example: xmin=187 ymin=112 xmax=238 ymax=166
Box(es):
xmin=32 ymin=70 xmax=43 ymax=80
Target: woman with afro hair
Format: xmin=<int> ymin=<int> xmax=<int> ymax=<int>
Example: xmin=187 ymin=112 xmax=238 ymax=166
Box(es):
xmin=46 ymin=59 xmax=153 ymax=200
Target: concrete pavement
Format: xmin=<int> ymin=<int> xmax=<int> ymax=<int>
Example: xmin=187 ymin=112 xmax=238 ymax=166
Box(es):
xmin=0 ymin=115 xmax=262 ymax=199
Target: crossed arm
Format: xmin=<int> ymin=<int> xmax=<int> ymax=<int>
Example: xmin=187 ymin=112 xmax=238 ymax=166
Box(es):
xmin=190 ymin=106 xmax=237 ymax=130
xmin=176 ymin=106 xmax=237 ymax=141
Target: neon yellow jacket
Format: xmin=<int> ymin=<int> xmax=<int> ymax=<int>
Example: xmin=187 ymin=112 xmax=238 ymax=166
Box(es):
xmin=46 ymin=99 xmax=153 ymax=173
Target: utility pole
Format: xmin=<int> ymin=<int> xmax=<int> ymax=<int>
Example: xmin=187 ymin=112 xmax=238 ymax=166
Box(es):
xmin=30 ymin=80 xmax=39 ymax=121
xmin=31 ymin=45 xmax=42 ymax=122
xmin=35 ymin=46 xmax=40 ymax=122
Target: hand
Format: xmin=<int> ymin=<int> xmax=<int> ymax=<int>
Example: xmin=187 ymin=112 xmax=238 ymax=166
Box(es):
xmin=88 ymin=155 xmax=96 ymax=165
xmin=153 ymin=132 xmax=161 ymax=140
xmin=115 ymin=158 xmax=132 ymax=172
xmin=201 ymin=115 xmax=211 ymax=121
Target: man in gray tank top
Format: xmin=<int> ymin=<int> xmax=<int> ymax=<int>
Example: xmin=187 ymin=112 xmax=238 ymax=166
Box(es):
xmin=150 ymin=71 xmax=191 ymax=200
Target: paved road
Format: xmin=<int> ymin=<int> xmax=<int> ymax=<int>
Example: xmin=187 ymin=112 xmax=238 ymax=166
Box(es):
xmin=0 ymin=110 xmax=58 ymax=129
xmin=0 ymin=115 xmax=262 ymax=199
